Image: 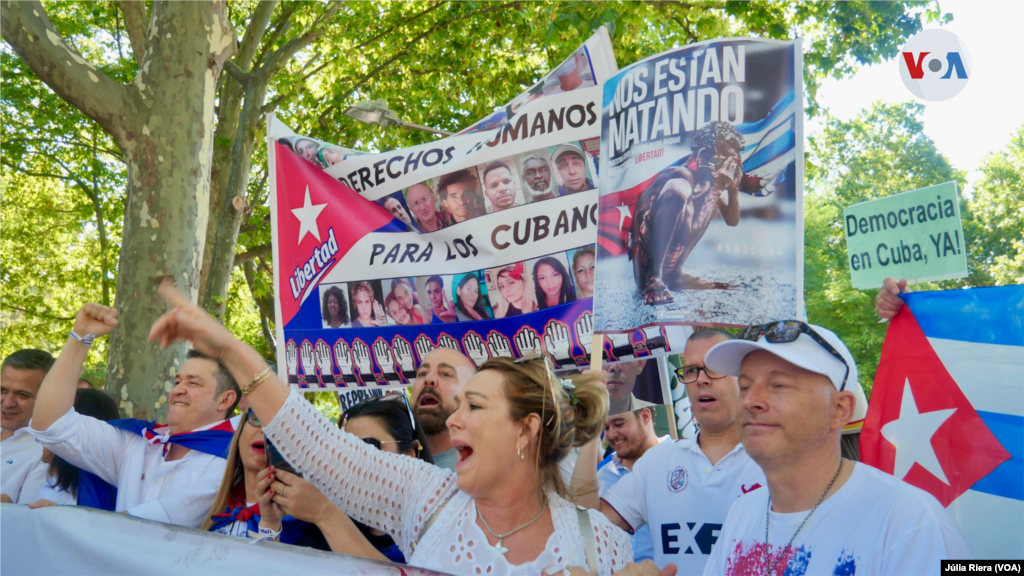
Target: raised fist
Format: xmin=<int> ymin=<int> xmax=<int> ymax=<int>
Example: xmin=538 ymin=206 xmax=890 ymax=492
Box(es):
xmin=73 ymin=303 xmax=119 ymax=339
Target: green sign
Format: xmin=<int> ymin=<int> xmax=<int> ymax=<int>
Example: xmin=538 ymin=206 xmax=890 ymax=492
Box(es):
xmin=843 ymin=182 xmax=968 ymax=289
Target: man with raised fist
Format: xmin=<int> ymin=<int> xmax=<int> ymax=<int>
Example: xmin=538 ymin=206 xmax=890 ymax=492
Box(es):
xmin=28 ymin=301 xmax=239 ymax=528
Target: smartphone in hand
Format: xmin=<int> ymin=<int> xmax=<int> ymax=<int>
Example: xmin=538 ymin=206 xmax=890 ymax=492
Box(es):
xmin=265 ymin=438 xmax=302 ymax=478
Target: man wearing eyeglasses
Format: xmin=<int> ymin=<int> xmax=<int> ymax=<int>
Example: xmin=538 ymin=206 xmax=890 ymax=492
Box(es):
xmin=596 ymin=328 xmax=766 ymax=574
xmin=702 ymin=321 xmax=969 ymax=576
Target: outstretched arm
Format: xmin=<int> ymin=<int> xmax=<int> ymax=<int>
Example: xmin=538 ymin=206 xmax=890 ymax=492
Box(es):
xmin=31 ymin=304 xmax=119 ymax=431
xmin=148 ymin=280 xmax=457 ymax=552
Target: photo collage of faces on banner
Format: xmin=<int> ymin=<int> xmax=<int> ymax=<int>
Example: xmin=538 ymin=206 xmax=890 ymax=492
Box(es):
xmin=369 ymin=139 xmax=600 ymax=234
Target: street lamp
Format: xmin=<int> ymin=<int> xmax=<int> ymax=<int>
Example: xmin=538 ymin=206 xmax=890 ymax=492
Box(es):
xmin=343 ymin=99 xmax=453 ymax=136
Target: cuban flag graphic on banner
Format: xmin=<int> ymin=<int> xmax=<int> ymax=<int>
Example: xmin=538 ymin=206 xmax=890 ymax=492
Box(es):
xmin=861 ymin=285 xmax=1023 ymax=559
xmin=273 ymin=142 xmax=403 ymax=328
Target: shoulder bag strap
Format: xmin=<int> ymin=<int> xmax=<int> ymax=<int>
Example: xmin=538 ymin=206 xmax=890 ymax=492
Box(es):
xmin=575 ymin=505 xmax=598 ymax=575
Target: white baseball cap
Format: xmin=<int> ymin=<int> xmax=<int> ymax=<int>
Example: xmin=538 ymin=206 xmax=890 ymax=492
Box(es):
xmin=703 ymin=324 xmax=868 ymax=432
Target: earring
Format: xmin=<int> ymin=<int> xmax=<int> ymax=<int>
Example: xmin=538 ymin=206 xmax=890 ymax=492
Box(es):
xmin=517 ymin=443 xmax=525 ymax=460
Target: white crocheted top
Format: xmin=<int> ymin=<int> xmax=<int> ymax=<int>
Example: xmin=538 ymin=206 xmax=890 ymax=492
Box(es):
xmin=264 ymin=390 xmax=631 ymax=575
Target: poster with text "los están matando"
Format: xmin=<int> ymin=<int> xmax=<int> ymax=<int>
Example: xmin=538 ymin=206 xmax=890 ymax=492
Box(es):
xmin=595 ymin=38 xmax=804 ymax=332
xmin=843 ymin=182 xmax=968 ymax=289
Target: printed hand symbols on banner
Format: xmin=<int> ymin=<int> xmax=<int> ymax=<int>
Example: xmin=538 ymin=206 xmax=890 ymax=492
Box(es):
xmin=574 ymin=312 xmax=594 ymax=365
xmin=487 ymin=331 xmax=514 ymax=359
xmin=607 ymin=333 xmax=636 ymax=362
xmin=373 ymin=338 xmax=402 ymax=387
xmin=544 ymin=321 xmax=577 ymax=369
xmin=391 ymin=337 xmax=416 ymax=380
xmin=315 ymin=340 xmax=334 ymax=386
xmin=299 ymin=340 xmax=316 ymax=387
xmin=333 ymin=339 xmax=358 ymax=386
xmin=514 ymin=327 xmax=544 ymax=358
xmin=437 ymin=333 xmax=461 ymax=353
xmin=352 ymin=339 xmax=373 ymax=386
xmin=285 ymin=340 xmax=299 ymax=384
xmin=414 ymin=335 xmax=436 ymax=364
xmin=641 ymin=326 xmax=667 ymax=354
xmin=462 ymin=332 xmax=491 ymax=367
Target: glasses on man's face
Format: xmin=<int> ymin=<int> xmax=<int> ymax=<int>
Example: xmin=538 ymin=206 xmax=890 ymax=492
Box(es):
xmin=246 ymin=409 xmax=262 ymax=428
xmin=675 ymin=365 xmax=726 ymax=384
xmin=736 ymin=320 xmax=850 ymax=391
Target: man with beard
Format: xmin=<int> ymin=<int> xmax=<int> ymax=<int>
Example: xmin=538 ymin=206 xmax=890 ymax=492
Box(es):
xmin=596 ymin=328 xmax=765 ymax=574
xmin=520 ymin=154 xmax=558 ymax=203
xmin=597 ymin=407 xmax=667 ymax=562
xmin=481 ymin=161 xmax=520 ymax=212
xmin=439 ymin=170 xmax=485 ymax=225
xmin=383 ymin=196 xmax=414 ymax=228
xmin=630 ymin=121 xmax=745 ymax=305
xmin=409 ymin=348 xmax=476 ymax=471
xmin=552 ymin=144 xmax=594 ymax=194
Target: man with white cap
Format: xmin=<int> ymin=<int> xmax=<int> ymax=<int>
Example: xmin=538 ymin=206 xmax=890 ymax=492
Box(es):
xmin=701 ymin=321 xmax=969 ymax=576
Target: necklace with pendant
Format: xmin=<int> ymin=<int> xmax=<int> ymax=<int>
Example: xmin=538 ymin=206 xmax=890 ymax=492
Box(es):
xmin=476 ymin=502 xmax=548 ymax=557
xmin=764 ymin=459 xmax=844 ymax=576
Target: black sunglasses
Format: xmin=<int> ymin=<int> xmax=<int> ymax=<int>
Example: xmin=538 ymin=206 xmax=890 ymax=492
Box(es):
xmin=360 ymin=437 xmax=403 ymax=450
xmin=246 ymin=409 xmax=262 ymax=428
xmin=736 ymin=321 xmax=850 ymax=391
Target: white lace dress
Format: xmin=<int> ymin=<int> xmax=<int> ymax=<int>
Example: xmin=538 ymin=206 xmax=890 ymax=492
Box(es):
xmin=264 ymin=390 xmax=631 ymax=575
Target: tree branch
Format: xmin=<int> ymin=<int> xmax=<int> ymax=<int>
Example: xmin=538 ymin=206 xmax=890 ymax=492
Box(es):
xmin=1 ymin=0 xmax=128 ymax=138
xmin=224 ymin=60 xmax=250 ymax=84
xmin=117 ymin=0 xmax=149 ymax=70
xmin=235 ymin=0 xmax=278 ymax=71
xmin=258 ymin=1 xmax=345 ymax=80
xmin=232 ymin=243 xmax=272 ymax=268
xmin=5 ymin=305 xmax=76 ymax=322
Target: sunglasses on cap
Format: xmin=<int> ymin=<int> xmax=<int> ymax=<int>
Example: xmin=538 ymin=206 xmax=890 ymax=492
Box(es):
xmin=735 ymin=320 xmax=851 ymax=392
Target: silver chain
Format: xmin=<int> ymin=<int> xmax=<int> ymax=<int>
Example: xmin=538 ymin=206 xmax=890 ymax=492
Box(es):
xmin=764 ymin=459 xmax=844 ymax=575
xmin=477 ymin=502 xmax=548 ymax=555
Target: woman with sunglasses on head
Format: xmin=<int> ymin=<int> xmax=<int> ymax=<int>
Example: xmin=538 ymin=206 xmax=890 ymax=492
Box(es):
xmin=200 ymin=409 xmax=328 ymax=549
xmin=270 ymin=395 xmax=432 ymax=563
xmin=144 ymin=280 xmax=631 ymax=576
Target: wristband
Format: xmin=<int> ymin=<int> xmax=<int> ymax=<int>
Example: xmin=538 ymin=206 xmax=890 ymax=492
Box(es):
xmin=70 ymin=330 xmax=96 ymax=347
xmin=242 ymin=366 xmax=273 ymax=396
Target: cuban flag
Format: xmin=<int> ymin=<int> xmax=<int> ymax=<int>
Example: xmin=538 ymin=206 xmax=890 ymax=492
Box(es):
xmin=272 ymin=142 xmax=402 ymax=327
xmin=861 ymin=285 xmax=1023 ymax=559
xmin=597 ymin=92 xmax=796 ymax=256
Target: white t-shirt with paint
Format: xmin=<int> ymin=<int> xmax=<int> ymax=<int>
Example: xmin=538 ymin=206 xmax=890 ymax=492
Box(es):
xmin=703 ymin=463 xmax=971 ymax=576
xmin=601 ymin=436 xmax=766 ymax=575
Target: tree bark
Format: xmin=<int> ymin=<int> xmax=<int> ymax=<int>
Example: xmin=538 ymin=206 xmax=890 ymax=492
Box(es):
xmin=2 ymin=0 xmax=237 ymax=420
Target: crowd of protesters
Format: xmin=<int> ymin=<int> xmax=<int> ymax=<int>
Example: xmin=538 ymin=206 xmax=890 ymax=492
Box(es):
xmin=0 ymin=277 xmax=971 ymax=575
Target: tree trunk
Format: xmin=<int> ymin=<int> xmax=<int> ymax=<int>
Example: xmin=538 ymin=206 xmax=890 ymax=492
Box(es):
xmin=105 ymin=2 xmax=236 ymax=419
xmin=2 ymin=0 xmax=237 ymax=420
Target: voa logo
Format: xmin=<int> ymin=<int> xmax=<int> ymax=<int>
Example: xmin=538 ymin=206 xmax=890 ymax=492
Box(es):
xmin=899 ymin=28 xmax=971 ymax=101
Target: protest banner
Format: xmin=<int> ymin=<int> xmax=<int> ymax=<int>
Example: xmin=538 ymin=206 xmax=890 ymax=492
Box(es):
xmin=861 ymin=285 xmax=1024 ymax=559
xmin=1 ymin=503 xmax=451 ymax=575
xmin=268 ymin=32 xmax=691 ymax=390
xmin=594 ymin=38 xmax=804 ymax=332
xmin=843 ymin=182 xmax=968 ymax=289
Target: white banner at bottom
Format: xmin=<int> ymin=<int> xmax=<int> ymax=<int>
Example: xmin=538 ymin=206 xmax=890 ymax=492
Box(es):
xmin=1 ymin=504 xmax=451 ymax=575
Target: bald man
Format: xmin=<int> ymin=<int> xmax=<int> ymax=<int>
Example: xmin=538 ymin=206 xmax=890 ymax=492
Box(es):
xmin=410 ymin=348 xmax=476 ymax=470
